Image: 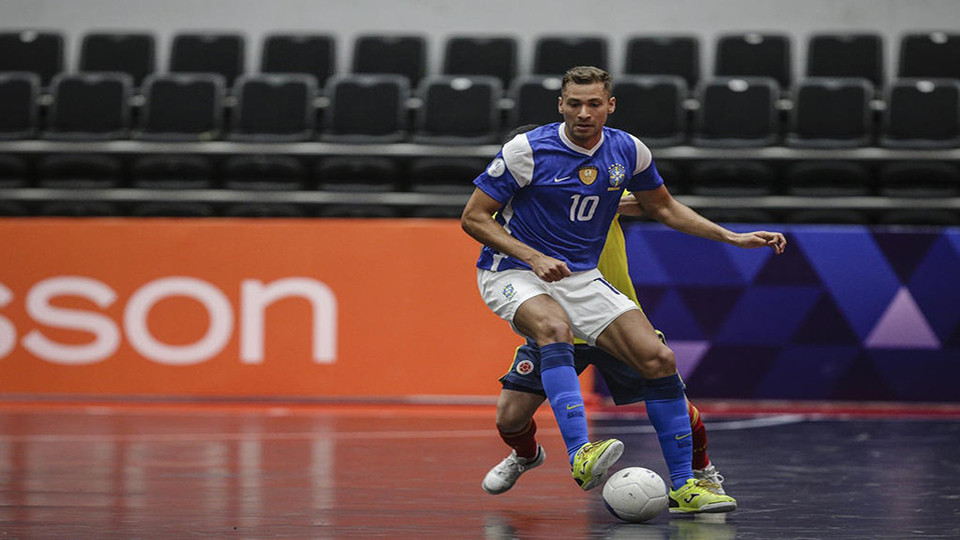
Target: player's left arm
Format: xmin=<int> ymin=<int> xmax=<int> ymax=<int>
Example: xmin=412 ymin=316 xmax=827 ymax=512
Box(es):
xmin=631 ymin=185 xmax=786 ymax=254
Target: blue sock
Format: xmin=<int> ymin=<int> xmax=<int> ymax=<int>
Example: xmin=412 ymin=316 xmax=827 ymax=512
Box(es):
xmin=539 ymin=342 xmax=589 ymax=464
xmin=643 ymin=374 xmax=693 ymax=489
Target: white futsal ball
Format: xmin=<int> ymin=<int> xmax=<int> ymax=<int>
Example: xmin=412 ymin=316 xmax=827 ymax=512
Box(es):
xmin=602 ymin=467 xmax=669 ymax=523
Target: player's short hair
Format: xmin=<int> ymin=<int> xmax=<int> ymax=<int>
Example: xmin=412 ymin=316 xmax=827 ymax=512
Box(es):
xmin=503 ymin=123 xmax=539 ymax=144
xmin=561 ymin=66 xmax=612 ymax=95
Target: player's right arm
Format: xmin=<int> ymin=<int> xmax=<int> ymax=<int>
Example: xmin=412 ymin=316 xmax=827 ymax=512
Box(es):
xmin=461 ymin=188 xmax=571 ymax=282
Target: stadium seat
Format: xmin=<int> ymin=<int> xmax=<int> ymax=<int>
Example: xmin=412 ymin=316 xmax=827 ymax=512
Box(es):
xmin=898 ymin=32 xmax=960 ymax=79
xmin=693 ymin=77 xmax=780 ymax=147
xmin=223 ymin=203 xmax=306 ymax=218
xmin=786 ymin=77 xmax=874 ymax=148
xmin=352 ymin=34 xmax=427 ymax=87
xmin=131 ymin=155 xmax=215 ymax=190
xmin=878 ymin=161 xmax=960 ymax=198
xmin=807 ymin=33 xmax=884 ymax=88
xmin=43 ymin=73 xmax=133 ymax=140
xmin=260 ymin=33 xmax=336 ymax=87
xmin=878 ymin=209 xmax=959 ymax=226
xmin=0 ymin=72 xmax=40 ymax=140
xmin=412 ymin=75 xmax=502 ymax=145
xmin=39 ymin=200 xmax=121 ymax=217
xmin=443 ymin=35 xmax=518 ymax=87
xmin=320 ymin=74 xmax=409 ymax=143
xmin=134 ymin=74 xmax=226 ymax=141
xmin=783 ymin=161 xmax=874 ymax=196
xmin=36 ymin=153 xmax=125 ymax=189
xmin=607 ymin=75 xmax=688 ymax=147
xmin=0 ymin=201 xmax=29 ymax=216
xmin=79 ymin=32 xmax=156 ymax=87
xmin=507 ymin=75 xmax=563 ymax=128
xmin=715 ymin=33 xmax=792 ymax=89
xmin=533 ymin=36 xmax=609 ymax=75
xmin=782 ymin=209 xmax=871 ymax=225
xmin=0 ymin=31 xmax=64 ymax=87
xmin=624 ymin=35 xmax=701 ymax=88
xmin=687 ymin=160 xmax=777 ymax=196
xmin=880 ymin=78 xmax=960 ymax=148
xmin=408 ymin=157 xmax=487 ymax=194
xmin=696 ymin=208 xmax=777 ymax=224
xmin=316 ymin=204 xmax=401 ymax=218
xmin=130 ymin=202 xmax=216 ymax=218
xmin=169 ymin=32 xmax=245 ymax=86
xmin=228 ymin=74 xmax=317 ymax=142
xmin=316 ymin=156 xmax=402 ymax=192
xmin=0 ymin=154 xmax=30 ymax=188
xmin=222 ymin=155 xmax=309 ymax=191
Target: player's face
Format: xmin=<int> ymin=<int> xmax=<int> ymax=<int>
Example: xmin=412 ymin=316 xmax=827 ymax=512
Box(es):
xmin=559 ymin=82 xmax=615 ymax=149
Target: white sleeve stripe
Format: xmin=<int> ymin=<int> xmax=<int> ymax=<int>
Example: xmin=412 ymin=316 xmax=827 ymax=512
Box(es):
xmin=630 ymin=134 xmax=653 ymax=175
xmin=502 ymin=133 xmax=535 ymax=187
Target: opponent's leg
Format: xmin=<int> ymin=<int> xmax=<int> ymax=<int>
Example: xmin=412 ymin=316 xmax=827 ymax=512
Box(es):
xmin=483 ymin=389 xmax=547 ymax=495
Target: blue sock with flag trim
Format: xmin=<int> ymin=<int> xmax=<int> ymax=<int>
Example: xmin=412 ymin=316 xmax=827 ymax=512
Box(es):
xmin=539 ymin=342 xmax=589 ymax=464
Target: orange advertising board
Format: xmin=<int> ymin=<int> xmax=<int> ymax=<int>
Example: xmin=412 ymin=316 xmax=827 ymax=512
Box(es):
xmin=0 ymin=218 xmax=560 ymax=399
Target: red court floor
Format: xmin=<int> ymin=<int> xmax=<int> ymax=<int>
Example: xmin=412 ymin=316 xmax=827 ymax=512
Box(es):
xmin=1 ymin=400 xmax=958 ymax=539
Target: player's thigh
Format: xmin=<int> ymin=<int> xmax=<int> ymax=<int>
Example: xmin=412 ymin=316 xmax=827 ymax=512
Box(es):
xmin=513 ymin=294 xmax=573 ymax=344
xmin=496 ymin=389 xmax=546 ymax=432
xmin=595 ymin=308 xmax=674 ymax=376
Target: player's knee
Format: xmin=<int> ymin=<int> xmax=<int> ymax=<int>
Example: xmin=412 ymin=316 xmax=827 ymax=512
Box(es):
xmin=638 ymin=344 xmax=676 ymax=378
xmin=495 ymin=406 xmax=530 ymax=434
xmin=533 ymin=319 xmax=574 ymax=346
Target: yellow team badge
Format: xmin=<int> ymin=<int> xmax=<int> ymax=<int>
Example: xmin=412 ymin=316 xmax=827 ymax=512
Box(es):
xmin=578 ymin=166 xmax=599 ymax=185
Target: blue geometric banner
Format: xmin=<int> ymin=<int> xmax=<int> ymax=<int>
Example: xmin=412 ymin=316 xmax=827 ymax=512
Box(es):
xmin=616 ymin=223 xmax=960 ymax=402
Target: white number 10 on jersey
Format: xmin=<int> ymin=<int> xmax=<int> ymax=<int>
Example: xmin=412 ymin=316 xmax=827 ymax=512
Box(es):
xmin=569 ymin=194 xmax=599 ymax=222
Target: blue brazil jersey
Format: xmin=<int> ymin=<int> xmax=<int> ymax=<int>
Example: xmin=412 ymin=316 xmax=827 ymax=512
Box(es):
xmin=473 ymin=122 xmax=664 ymax=272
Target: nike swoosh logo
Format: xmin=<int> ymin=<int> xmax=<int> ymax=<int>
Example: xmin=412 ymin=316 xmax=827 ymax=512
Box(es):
xmin=675 ymin=433 xmax=692 ymax=440
xmin=566 ymin=403 xmax=583 ymax=410
xmin=553 ymin=176 xmax=571 ymax=182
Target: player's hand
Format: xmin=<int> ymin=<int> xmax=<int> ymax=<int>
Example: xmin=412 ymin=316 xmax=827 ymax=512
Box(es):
xmin=730 ymin=231 xmax=787 ymax=254
xmin=530 ymin=254 xmax=572 ymax=282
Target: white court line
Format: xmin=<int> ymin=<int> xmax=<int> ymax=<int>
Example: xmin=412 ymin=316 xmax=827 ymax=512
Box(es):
xmin=0 ymin=415 xmax=808 ymax=444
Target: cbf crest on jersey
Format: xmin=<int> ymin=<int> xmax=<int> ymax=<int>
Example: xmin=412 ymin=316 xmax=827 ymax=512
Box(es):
xmin=578 ymin=166 xmax=599 ymax=185
xmin=607 ymin=163 xmax=626 ymax=191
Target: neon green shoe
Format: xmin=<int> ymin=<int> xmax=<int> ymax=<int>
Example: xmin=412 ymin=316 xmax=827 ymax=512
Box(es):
xmin=571 ymin=439 xmax=623 ymax=491
xmin=669 ymin=478 xmax=737 ymax=514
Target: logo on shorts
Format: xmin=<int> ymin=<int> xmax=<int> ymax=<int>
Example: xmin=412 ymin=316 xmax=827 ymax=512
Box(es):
xmin=502 ymin=283 xmax=516 ymax=300
xmin=516 ymin=359 xmax=534 ymax=376
xmin=607 ymin=163 xmax=626 ymax=190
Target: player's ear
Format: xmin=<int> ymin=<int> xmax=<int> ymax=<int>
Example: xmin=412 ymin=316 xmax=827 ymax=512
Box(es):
xmin=608 ymin=96 xmax=616 ymax=114
xmin=557 ymin=95 xmax=563 ymax=114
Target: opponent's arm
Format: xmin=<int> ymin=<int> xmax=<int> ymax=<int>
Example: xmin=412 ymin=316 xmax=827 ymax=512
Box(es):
xmin=461 ymin=188 xmax=572 ymax=281
xmin=631 ymin=185 xmax=786 ymax=254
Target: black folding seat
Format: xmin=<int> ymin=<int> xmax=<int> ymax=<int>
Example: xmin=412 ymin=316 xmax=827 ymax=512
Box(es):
xmin=807 ymin=33 xmax=884 ymax=87
xmin=607 ymin=75 xmax=687 ymax=147
xmin=169 ymin=32 xmax=245 ymax=86
xmin=786 ymin=77 xmax=874 ymax=148
xmin=43 ymin=73 xmax=133 ymax=140
xmin=686 ymin=160 xmax=778 ymax=196
xmin=223 ymin=203 xmax=306 ymax=218
xmin=693 ymin=77 xmax=780 ymax=147
xmin=624 ymin=35 xmax=700 ymax=88
xmin=508 ymin=75 xmax=563 ymax=128
xmin=261 ymin=33 xmax=336 ymax=87
xmin=316 ymin=204 xmax=401 ymax=218
xmin=878 ymin=209 xmax=959 ymax=226
xmin=880 ymin=78 xmax=960 ymax=148
xmin=131 ymin=155 xmax=215 ymax=190
xmin=0 ymin=154 xmax=30 ymax=188
xmin=352 ymin=34 xmax=427 ymax=87
xmin=36 ymin=153 xmax=125 ymax=189
xmin=898 ymin=32 xmax=960 ymax=79
xmin=696 ymin=208 xmax=777 ymax=224
xmin=412 ymin=75 xmax=501 ymax=145
xmin=443 ymin=35 xmax=518 ymax=87
xmin=222 ymin=155 xmax=308 ymax=191
xmin=39 ymin=200 xmax=121 ymax=217
xmin=715 ymin=33 xmax=792 ymax=89
xmin=0 ymin=72 xmax=40 ymax=139
xmin=320 ymin=74 xmax=409 ymax=143
xmin=79 ymin=32 xmax=156 ymax=87
xmin=315 ymin=157 xmax=402 ymax=192
xmin=134 ymin=74 xmax=226 ymax=141
xmin=878 ymin=161 xmax=960 ymax=198
xmin=0 ymin=201 xmax=29 ymax=216
xmin=130 ymin=202 xmax=216 ymax=218
xmin=782 ymin=209 xmax=871 ymax=225
xmin=533 ymin=36 xmax=608 ymax=75
xmin=0 ymin=31 xmax=64 ymax=87
xmin=783 ymin=161 xmax=874 ymax=197
xmin=228 ymin=74 xmax=317 ymax=142
xmin=408 ymin=157 xmax=487 ymax=194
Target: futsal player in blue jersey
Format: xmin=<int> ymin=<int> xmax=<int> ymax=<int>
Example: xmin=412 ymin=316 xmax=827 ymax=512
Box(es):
xmin=462 ymin=66 xmax=786 ymax=511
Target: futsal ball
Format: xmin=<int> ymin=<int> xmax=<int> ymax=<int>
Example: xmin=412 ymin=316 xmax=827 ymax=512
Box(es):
xmin=602 ymin=467 xmax=669 ymax=523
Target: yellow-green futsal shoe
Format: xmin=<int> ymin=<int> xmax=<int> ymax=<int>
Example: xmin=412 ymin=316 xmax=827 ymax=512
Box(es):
xmin=669 ymin=477 xmax=738 ymax=513
xmin=571 ymin=439 xmax=624 ymax=491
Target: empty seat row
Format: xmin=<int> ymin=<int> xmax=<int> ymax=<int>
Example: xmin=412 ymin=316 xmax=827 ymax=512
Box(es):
xmin=3 ymin=30 xmax=960 ymax=90
xmin=2 ymin=71 xmax=958 ymax=148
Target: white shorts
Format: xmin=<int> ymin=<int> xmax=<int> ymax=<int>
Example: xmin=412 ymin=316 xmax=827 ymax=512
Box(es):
xmin=477 ymin=267 xmax=639 ymax=346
